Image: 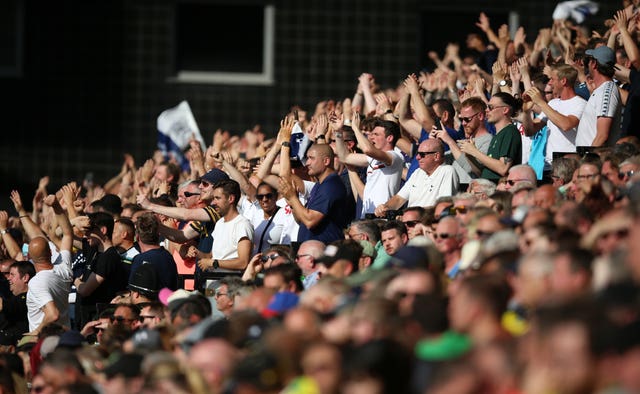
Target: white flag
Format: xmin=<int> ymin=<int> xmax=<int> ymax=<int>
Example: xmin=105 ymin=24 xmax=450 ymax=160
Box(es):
xmin=157 ymin=101 xmax=205 ymax=171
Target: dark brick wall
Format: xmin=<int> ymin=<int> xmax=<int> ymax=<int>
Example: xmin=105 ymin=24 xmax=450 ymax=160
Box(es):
xmin=0 ymin=0 xmax=621 ymax=210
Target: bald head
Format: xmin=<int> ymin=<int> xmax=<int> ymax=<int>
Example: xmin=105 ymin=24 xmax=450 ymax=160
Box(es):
xmin=29 ymin=237 xmax=52 ymax=265
xmin=309 ymin=144 xmax=334 ymax=162
xmin=533 ymin=185 xmax=558 ymax=210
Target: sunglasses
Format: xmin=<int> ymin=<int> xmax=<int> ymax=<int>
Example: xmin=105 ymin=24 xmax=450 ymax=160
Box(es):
xmin=138 ymin=315 xmax=156 ymax=323
xmin=487 ymin=104 xmax=509 ymax=111
xmin=476 ymin=229 xmax=494 ymax=239
xmin=403 ymin=220 xmax=420 ymax=228
xmin=619 ymin=170 xmax=635 ymax=180
xmin=459 ymin=112 xmax=480 ymax=123
xmin=257 ymin=193 xmax=275 ymax=200
xmin=416 ymin=151 xmax=439 ymax=158
xmin=183 ymin=191 xmax=201 ymax=197
xmin=506 ymin=179 xmax=527 ymax=186
xmin=434 ymin=232 xmax=456 ymax=240
xmin=454 ymin=206 xmax=468 ymax=214
xmin=261 ymin=253 xmax=280 ymax=262
xmin=110 ymin=315 xmax=134 ymax=324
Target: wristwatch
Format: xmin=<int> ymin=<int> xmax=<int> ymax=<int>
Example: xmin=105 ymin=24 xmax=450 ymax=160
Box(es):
xmin=281 ymin=141 xmax=290 ymax=148
xmin=0 ymin=229 xmax=6 ymax=235
xmin=499 ymin=80 xmax=508 ymax=87
xmin=213 ymin=259 xmax=220 ymax=270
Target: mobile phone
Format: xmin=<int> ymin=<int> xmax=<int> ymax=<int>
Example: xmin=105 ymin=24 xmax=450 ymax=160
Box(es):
xmin=433 ymin=117 xmax=443 ymax=130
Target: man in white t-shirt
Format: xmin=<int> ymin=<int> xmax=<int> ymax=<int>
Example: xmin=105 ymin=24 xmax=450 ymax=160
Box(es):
xmin=198 ymin=180 xmax=254 ymax=273
xmin=576 ymin=46 xmax=622 ymax=147
xmin=525 ymin=64 xmax=586 ymax=165
xmin=375 ymin=138 xmax=458 ymax=216
xmin=26 ymin=193 xmax=73 ymax=335
xmin=335 ymin=114 xmax=404 ymax=218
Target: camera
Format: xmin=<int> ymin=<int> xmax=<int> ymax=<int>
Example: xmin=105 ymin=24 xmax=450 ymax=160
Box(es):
xmin=385 ymin=210 xmax=403 ymax=221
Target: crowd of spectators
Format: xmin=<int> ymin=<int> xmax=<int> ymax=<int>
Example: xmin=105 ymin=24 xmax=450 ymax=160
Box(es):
xmin=2 ymin=3 xmax=640 ymax=393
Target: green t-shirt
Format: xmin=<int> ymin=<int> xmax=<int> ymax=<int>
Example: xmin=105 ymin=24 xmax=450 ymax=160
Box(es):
xmin=480 ymin=123 xmax=522 ymax=181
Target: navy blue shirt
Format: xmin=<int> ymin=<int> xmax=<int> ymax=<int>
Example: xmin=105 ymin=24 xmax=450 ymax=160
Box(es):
xmin=130 ymin=247 xmax=179 ymax=290
xmin=297 ymin=173 xmax=348 ymax=243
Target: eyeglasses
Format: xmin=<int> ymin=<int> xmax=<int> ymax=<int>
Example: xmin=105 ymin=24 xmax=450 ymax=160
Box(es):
xmin=434 ymin=233 xmax=456 ymax=240
xmin=183 ymin=191 xmax=201 ymax=197
xmin=257 ymin=193 xmax=275 ymax=200
xmin=138 ymin=315 xmax=156 ymax=323
xmin=476 ymin=229 xmax=495 ymax=239
xmin=487 ymin=104 xmax=509 ymax=111
xmin=403 ymin=220 xmax=420 ymax=228
xmin=544 ymin=91 xmax=553 ymax=95
xmin=577 ymin=174 xmax=599 ymax=180
xmin=110 ymin=315 xmax=135 ymax=324
xmin=619 ymin=170 xmax=635 ymax=180
xmin=295 ymin=254 xmax=312 ymax=260
xmin=214 ymin=290 xmax=228 ymax=298
xmin=459 ymin=112 xmax=480 ymax=123
xmin=416 ymin=151 xmax=439 ymax=158
xmin=261 ymin=253 xmax=279 ymax=262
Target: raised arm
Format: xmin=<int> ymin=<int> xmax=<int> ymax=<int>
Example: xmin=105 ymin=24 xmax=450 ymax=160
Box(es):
xmin=350 ymin=112 xmax=395 ymax=166
xmin=44 ymin=187 xmax=73 ymax=253
xmin=0 ymin=211 xmax=24 ymax=260
xmin=359 ymin=73 xmax=378 ymax=115
xmin=525 ymin=86 xmax=579 ymax=132
xmin=217 ymin=151 xmax=256 ymax=201
xmin=615 ymin=9 xmax=640 ymax=69
xmin=10 ymin=190 xmax=46 ymax=240
xmin=405 ymin=74 xmax=436 ymax=131
xmin=333 ymin=118 xmax=369 ymax=167
xmin=137 ymin=194 xmax=212 ymax=222
xmin=397 ymin=90 xmax=422 ymax=140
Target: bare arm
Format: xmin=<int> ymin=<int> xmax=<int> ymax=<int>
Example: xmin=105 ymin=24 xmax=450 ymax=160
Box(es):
xmin=199 ymin=238 xmax=253 ymax=271
xmin=10 ymin=190 xmax=46 ymax=240
xmin=29 ymin=301 xmax=60 ymax=335
xmin=75 ymin=273 xmax=105 ymax=297
xmin=460 ymin=140 xmax=513 ymax=176
xmin=374 ymin=195 xmax=407 ymax=218
xmin=0 ymin=211 xmax=24 ymax=260
xmin=334 ymin=127 xmax=369 ymax=167
xmin=359 ymin=73 xmax=377 ymax=115
xmin=525 ymin=87 xmax=579 ymax=132
xmin=137 ymin=195 xmax=212 ymax=222
xmin=350 ymin=112 xmax=396 ymax=166
xmin=218 ymin=152 xmax=257 ymax=201
xmin=158 ymin=222 xmax=199 ymax=243
xmin=614 ymin=10 xmax=640 ymax=69
xmin=592 ymin=117 xmax=614 ymax=147
xmin=279 ymin=178 xmax=325 ymax=229
xmin=405 ymin=74 xmax=436 ymax=131
xmin=45 ymin=188 xmax=73 ymax=253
